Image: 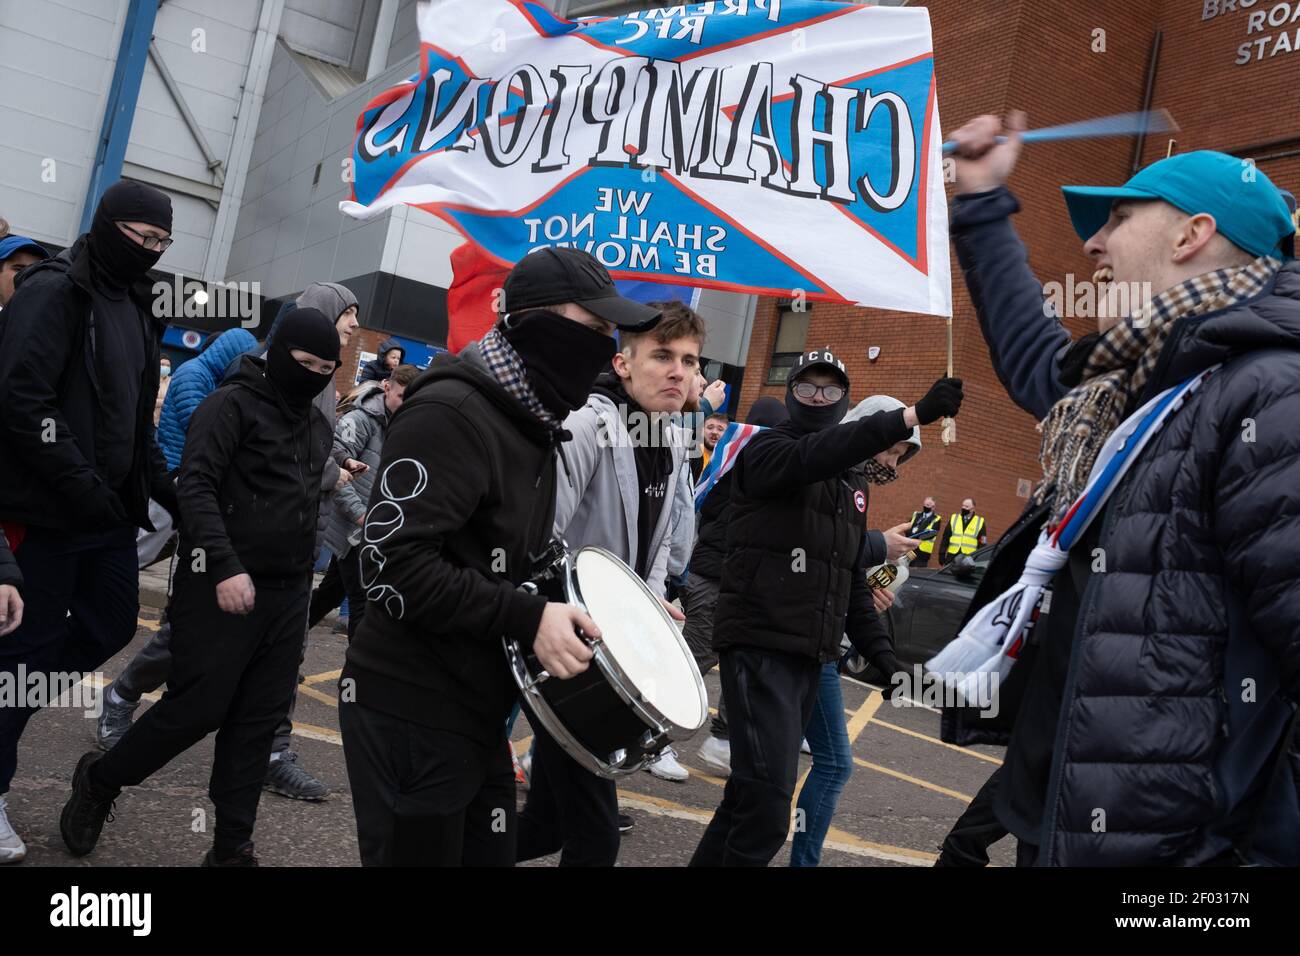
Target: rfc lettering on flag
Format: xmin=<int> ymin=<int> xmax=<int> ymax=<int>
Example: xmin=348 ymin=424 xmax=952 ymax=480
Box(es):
xmin=341 ymin=0 xmax=952 ymax=316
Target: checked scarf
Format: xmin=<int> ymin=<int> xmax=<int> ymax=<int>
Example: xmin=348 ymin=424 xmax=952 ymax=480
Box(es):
xmin=478 ymin=326 xmax=563 ymax=433
xmin=1033 ymin=254 xmax=1281 ymax=525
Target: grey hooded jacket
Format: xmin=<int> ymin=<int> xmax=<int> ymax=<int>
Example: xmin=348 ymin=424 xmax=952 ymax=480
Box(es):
xmin=322 ymin=381 xmax=388 ymax=560
xmin=295 ymin=281 xmax=358 ymax=552
xmin=554 ymin=392 xmax=691 ymax=597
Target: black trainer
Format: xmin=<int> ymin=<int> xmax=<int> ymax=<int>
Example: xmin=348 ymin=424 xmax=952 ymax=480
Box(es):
xmin=618 ymin=813 xmax=635 ymax=834
xmin=60 ymin=751 xmax=120 ymax=857
xmin=202 ymin=842 xmax=259 ymax=867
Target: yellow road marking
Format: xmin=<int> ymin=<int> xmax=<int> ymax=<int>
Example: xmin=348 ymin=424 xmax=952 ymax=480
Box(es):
xmin=852 ymin=757 xmax=973 ymax=802
xmin=674 ymin=762 xmax=729 ymax=788
xmin=291 ymin=722 xmax=342 ymax=745
xmin=512 ymin=735 xmax=533 ymax=756
xmin=303 ymin=669 xmax=342 ymax=686
xmin=617 ymin=790 xmax=934 ymax=866
xmin=297 ymin=684 xmax=338 ymax=708
xmin=869 ymin=718 xmax=1003 ymax=765
xmin=136 ymin=617 xmax=160 ymax=632
xmin=791 ymin=690 xmax=883 ymax=821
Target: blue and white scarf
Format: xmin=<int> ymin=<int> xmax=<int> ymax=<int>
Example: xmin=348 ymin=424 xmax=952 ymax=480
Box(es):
xmin=926 ymin=365 xmax=1218 ymax=704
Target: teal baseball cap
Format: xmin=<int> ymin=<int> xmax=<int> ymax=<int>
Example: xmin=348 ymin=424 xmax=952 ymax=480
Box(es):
xmin=1061 ymin=150 xmax=1296 ymax=259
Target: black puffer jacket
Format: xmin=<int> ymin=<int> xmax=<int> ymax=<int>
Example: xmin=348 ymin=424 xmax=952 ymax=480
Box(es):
xmin=176 ymin=354 xmax=333 ymax=587
xmin=948 ymin=186 xmax=1300 ymax=866
xmin=713 ymin=410 xmax=909 ymax=662
xmin=0 ymin=241 xmax=173 ymax=531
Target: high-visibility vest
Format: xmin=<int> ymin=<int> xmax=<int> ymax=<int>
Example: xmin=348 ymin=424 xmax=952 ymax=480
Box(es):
xmin=946 ymin=513 xmax=985 ymax=555
xmin=910 ymin=510 xmax=941 ymax=553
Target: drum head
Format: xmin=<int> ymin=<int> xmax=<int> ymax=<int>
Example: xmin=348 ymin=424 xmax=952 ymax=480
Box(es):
xmin=574 ymin=549 xmax=706 ymax=731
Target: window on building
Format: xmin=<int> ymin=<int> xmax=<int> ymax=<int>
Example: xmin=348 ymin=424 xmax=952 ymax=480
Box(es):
xmin=767 ymin=304 xmax=810 ymax=385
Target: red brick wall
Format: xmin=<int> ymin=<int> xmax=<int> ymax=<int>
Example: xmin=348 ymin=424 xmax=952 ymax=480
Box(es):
xmin=331 ymin=327 xmax=391 ymax=404
xmin=737 ymin=0 xmax=1299 ymax=539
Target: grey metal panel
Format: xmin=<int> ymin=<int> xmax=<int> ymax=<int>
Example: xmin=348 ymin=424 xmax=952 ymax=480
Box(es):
xmin=2 ymin=0 xmax=122 ymax=57
xmin=154 ymin=6 xmax=257 ymax=68
xmin=304 ymin=194 xmax=345 ymax=249
xmin=386 ymin=0 xmax=419 ymax=64
xmin=124 ymin=108 xmax=234 ymax=184
xmin=157 ymin=0 xmax=263 ymax=32
xmin=0 ymin=101 xmax=104 ymax=163
xmin=694 ymin=289 xmax=756 ymax=368
xmin=0 ymin=24 xmax=115 ymax=93
xmin=299 ymin=235 xmax=339 ymax=287
xmin=153 ymin=193 xmax=216 ymax=276
xmin=333 ymin=218 xmax=388 ymax=285
xmin=0 ymin=151 xmax=86 ymax=243
xmin=0 ymin=0 xmax=122 ymax=244
xmin=133 ymin=66 xmax=239 ymax=147
xmin=281 ymin=0 xmax=367 ymax=67
xmin=292 ymin=119 xmax=330 ymax=177
xmin=266 ymin=248 xmax=304 ymax=296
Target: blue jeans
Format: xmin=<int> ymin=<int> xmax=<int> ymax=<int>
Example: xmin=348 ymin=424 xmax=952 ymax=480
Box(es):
xmin=790 ymin=662 xmax=853 ymax=866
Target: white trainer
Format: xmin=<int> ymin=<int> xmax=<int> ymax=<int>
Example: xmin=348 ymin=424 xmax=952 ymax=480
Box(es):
xmin=0 ymin=796 xmax=27 ymax=864
xmin=646 ymin=746 xmax=689 ymax=782
xmin=697 ymin=736 xmax=731 ymax=775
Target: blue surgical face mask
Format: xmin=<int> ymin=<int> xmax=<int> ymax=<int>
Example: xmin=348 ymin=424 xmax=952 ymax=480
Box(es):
xmin=160 ymin=365 xmax=171 ymax=378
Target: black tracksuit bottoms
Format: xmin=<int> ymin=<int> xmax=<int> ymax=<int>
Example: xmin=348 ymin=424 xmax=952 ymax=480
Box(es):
xmin=91 ymin=564 xmax=309 ymax=856
xmin=517 ymin=717 xmax=620 ymax=866
xmin=339 ymin=698 xmax=516 ymax=866
xmin=690 ymin=646 xmax=821 ymax=866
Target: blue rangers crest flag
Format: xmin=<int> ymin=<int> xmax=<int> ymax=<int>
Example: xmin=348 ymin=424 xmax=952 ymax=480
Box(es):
xmin=341 ymin=0 xmax=952 ymax=316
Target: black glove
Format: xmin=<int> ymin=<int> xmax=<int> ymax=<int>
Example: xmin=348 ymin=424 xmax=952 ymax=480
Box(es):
xmin=151 ymin=476 xmax=182 ymax=530
xmin=871 ymin=651 xmax=907 ymax=696
xmin=81 ymin=483 xmax=129 ymax=531
xmin=915 ymin=377 xmax=964 ymax=425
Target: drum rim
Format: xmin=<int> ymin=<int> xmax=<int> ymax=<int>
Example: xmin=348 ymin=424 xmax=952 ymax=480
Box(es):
xmin=502 ymin=637 xmax=637 ymax=779
xmin=570 ymin=546 xmax=709 ymax=737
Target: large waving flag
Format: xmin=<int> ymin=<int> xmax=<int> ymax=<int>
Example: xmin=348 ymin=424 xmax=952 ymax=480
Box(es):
xmin=342 ymin=0 xmax=951 ymax=316
xmin=694 ymin=421 xmax=764 ymax=510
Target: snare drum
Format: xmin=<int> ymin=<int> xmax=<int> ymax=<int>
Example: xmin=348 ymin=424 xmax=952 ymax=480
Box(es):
xmin=504 ymin=543 xmax=708 ymax=779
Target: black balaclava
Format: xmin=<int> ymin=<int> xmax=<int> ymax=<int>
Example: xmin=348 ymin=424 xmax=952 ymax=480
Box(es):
xmin=786 ymin=369 xmax=850 ymax=434
xmin=746 ymin=396 xmax=790 ymax=429
xmin=266 ymin=307 xmax=340 ymax=409
xmin=501 ymin=309 xmax=617 ymax=415
xmin=87 ymin=181 xmax=173 ymax=291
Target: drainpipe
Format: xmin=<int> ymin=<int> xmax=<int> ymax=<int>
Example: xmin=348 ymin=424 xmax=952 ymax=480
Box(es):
xmin=1130 ymin=30 xmax=1162 ymax=175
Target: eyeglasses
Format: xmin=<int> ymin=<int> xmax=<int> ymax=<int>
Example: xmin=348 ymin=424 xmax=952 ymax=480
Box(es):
xmin=117 ymin=222 xmax=174 ymax=251
xmin=791 ymin=382 xmax=845 ymax=402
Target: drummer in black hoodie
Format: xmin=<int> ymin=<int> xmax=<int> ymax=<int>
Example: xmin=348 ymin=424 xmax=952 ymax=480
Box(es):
xmin=690 ymin=351 xmax=963 ymax=866
xmin=59 ymin=307 xmax=342 ymax=866
xmin=336 ymin=248 xmax=662 ymax=866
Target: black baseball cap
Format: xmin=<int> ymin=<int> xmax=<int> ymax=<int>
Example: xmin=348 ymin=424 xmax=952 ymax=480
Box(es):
xmin=789 ymin=348 xmax=849 ymax=389
xmin=502 ymin=247 xmax=663 ymax=331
